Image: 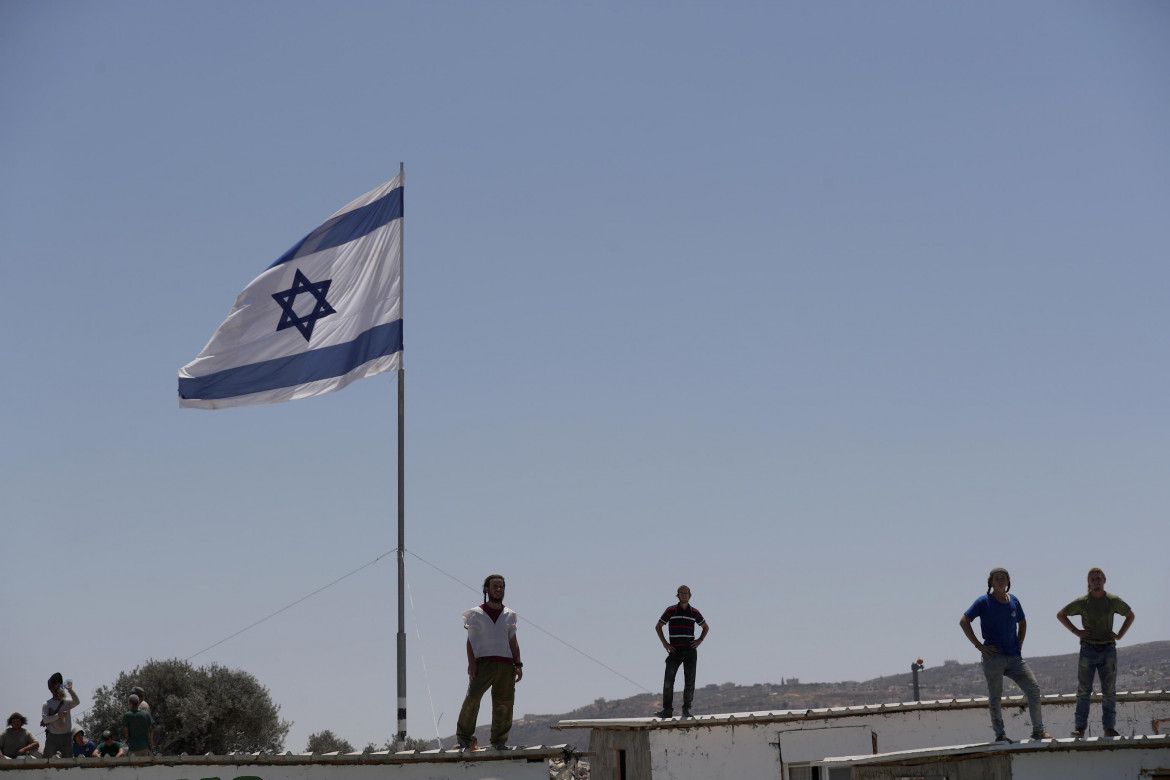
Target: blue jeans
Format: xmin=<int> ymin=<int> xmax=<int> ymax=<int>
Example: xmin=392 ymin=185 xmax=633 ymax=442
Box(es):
xmin=981 ymin=654 xmax=1044 ymax=736
xmin=1075 ymin=641 xmax=1117 ymax=730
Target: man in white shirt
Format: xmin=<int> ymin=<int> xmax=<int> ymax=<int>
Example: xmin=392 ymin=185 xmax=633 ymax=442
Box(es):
xmin=40 ymin=674 xmax=80 ymax=759
xmin=455 ymin=574 xmax=522 ymax=751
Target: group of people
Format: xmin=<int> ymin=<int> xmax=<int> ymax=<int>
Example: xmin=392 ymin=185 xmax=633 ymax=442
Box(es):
xmin=5 ymin=566 xmax=1136 ymax=756
xmin=960 ymin=566 xmax=1136 ymax=741
xmin=453 ymin=576 xmax=712 ymax=750
xmin=454 ymin=567 xmax=1136 ymax=750
xmin=0 ymin=675 xmax=155 ymax=760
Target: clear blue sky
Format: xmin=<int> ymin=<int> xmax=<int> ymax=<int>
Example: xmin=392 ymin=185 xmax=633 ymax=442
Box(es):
xmin=3 ymin=0 xmax=1168 ymax=753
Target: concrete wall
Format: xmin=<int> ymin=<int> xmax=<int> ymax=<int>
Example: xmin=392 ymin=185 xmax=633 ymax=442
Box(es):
xmin=1011 ymin=747 xmax=1170 ymax=780
xmin=648 ymin=723 xmax=780 ymax=780
xmin=0 ymin=755 xmax=555 ymax=780
xmin=851 ymin=754 xmax=1011 ymax=780
xmin=588 ymin=730 xmax=651 ymax=780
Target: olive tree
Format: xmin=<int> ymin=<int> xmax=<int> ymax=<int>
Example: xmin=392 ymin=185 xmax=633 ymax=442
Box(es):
xmin=80 ymin=658 xmax=290 ymax=755
xmin=305 ymin=730 xmax=354 ymax=754
xmin=363 ymin=735 xmax=435 ymax=752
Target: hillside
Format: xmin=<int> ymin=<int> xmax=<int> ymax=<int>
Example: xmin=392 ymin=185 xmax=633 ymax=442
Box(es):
xmin=502 ymin=640 xmax=1170 ymax=748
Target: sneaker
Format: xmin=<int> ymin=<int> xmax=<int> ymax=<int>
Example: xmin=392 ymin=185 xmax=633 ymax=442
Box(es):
xmin=994 ymin=733 xmax=1012 ymax=743
xmin=654 ymin=708 xmax=673 ymax=718
xmin=454 ymin=741 xmax=470 ymax=751
xmin=681 ymin=707 xmax=693 ymax=719
xmin=1030 ymin=730 xmax=1052 ymax=740
xmin=491 ymin=743 xmax=509 ymax=750
xmin=1070 ymin=728 xmax=1085 ymax=739
xmin=1103 ymin=729 xmax=1120 ymax=737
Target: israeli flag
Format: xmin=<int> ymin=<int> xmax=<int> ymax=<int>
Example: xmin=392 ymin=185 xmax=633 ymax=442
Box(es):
xmin=179 ymin=174 xmax=403 ymax=409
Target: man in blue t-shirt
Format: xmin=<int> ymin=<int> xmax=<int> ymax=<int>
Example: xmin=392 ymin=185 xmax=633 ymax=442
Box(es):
xmin=654 ymin=585 xmax=709 ymax=719
xmin=959 ymin=567 xmax=1050 ymax=742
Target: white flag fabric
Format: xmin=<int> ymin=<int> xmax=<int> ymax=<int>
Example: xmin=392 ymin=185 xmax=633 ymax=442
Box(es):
xmin=179 ymin=174 xmax=403 ymax=409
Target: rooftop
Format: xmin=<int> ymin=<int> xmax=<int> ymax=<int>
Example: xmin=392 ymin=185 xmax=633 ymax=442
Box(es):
xmin=553 ymin=689 xmax=1170 ymax=730
xmin=817 ymin=733 xmax=1170 ymax=768
xmin=0 ymin=745 xmax=582 ymax=769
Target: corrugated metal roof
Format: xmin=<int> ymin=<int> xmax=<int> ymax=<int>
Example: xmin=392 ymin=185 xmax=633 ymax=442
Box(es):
xmin=553 ymin=689 xmax=1170 ymax=730
xmin=816 ymin=733 xmax=1170 ymax=768
xmin=0 ymin=745 xmax=583 ymax=769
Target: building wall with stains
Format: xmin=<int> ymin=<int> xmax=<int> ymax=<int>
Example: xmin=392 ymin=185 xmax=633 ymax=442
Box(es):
xmin=588 ymin=729 xmax=652 ymax=780
xmin=1011 ymin=746 xmax=1170 ymax=780
xmin=0 ymin=752 xmax=560 ymax=780
xmin=648 ymin=722 xmax=780 ymax=780
xmin=850 ymin=753 xmax=1012 ymax=780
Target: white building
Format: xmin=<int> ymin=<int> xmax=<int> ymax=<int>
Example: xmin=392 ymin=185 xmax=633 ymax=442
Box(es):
xmin=553 ymin=690 xmax=1170 ymax=779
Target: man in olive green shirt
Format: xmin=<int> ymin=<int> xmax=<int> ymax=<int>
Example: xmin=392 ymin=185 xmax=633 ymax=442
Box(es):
xmin=1056 ymin=567 xmax=1135 ymax=738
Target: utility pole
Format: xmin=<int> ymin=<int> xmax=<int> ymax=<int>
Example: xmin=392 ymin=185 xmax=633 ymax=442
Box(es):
xmin=911 ymin=658 xmax=925 ymax=702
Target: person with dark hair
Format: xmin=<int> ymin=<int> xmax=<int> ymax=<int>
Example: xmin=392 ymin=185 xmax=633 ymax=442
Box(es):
xmin=654 ymin=585 xmax=710 ymax=719
xmin=1 ymin=713 xmax=40 ymax=758
xmin=1057 ymin=567 xmax=1136 ymax=738
xmin=455 ymin=574 xmax=522 ymax=751
xmin=41 ymin=674 xmax=80 ymax=758
xmin=96 ymin=730 xmax=127 ymax=758
xmin=959 ymin=567 xmax=1050 ymax=742
xmin=129 ymin=687 xmax=151 ymax=716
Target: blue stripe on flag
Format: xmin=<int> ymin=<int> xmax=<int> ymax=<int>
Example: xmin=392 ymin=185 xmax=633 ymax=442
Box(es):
xmin=268 ymin=185 xmax=403 ymax=269
xmin=179 ymin=320 xmax=403 ymax=401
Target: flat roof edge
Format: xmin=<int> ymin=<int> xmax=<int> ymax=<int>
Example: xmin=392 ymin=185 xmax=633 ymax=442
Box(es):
xmin=553 ymin=690 xmax=1170 ymax=730
xmin=816 ymin=733 xmax=1170 ymax=767
xmin=0 ymin=745 xmax=584 ymax=769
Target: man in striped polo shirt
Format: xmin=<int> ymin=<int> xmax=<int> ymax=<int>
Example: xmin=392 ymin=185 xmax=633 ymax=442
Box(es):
xmin=654 ymin=585 xmax=710 ymax=719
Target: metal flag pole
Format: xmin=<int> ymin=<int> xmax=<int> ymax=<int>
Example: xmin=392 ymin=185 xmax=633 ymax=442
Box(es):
xmin=396 ymin=161 xmax=408 ymax=742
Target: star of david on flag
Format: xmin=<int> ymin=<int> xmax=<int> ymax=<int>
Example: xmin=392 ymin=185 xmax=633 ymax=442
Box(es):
xmin=178 ymin=173 xmax=403 ymax=409
xmin=272 ymin=269 xmax=336 ymax=341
